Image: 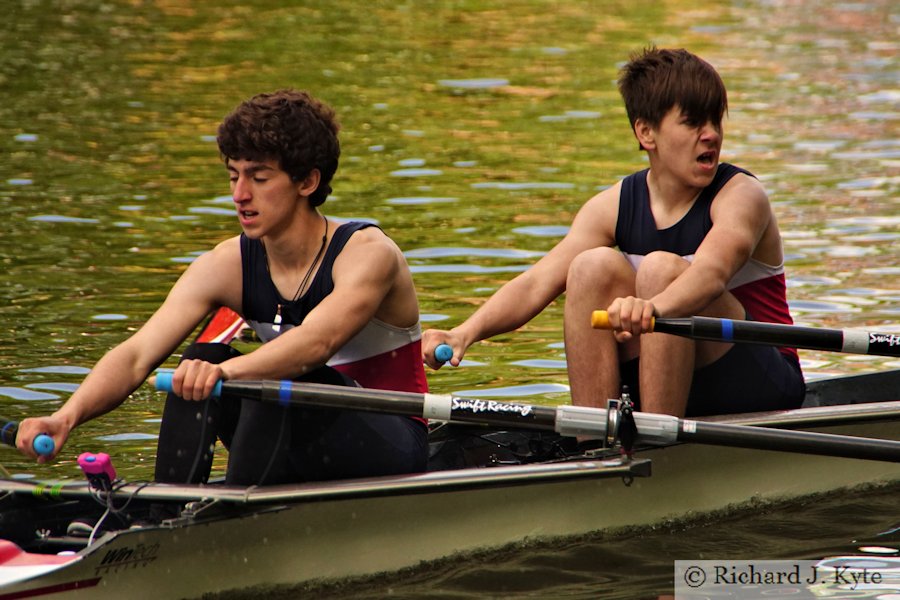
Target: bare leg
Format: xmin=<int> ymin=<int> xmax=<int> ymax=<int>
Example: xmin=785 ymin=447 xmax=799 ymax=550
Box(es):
xmin=635 ymin=252 xmax=744 ymax=416
xmin=564 ymin=248 xmax=639 ymax=409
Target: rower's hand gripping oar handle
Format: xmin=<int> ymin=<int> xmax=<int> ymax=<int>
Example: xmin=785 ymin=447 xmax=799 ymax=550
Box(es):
xmin=590 ymin=310 xmax=656 ymax=332
xmin=434 ymin=344 xmax=453 ymax=364
xmin=155 ymin=372 xmax=223 ymax=398
xmin=32 ymin=434 xmax=54 ymax=456
xmin=0 ymin=421 xmax=55 ymax=456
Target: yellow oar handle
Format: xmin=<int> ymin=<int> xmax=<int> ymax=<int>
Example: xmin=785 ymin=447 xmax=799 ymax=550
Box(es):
xmin=590 ymin=310 xmax=656 ymax=332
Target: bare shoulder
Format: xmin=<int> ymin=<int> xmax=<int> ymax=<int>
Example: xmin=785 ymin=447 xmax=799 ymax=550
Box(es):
xmin=567 ymin=180 xmax=623 ymax=245
xmin=344 ymin=224 xmax=400 ymax=254
xmin=189 ymin=235 xmax=242 ymax=271
xmin=329 ymin=224 xmax=417 ymax=327
xmin=716 ymin=172 xmax=769 ymax=208
xmin=175 ymin=235 xmax=243 ymax=307
xmin=334 ymin=225 xmax=403 ymax=276
xmin=211 ymin=235 xmax=243 ymax=258
xmin=706 ymin=171 xmax=784 ymax=265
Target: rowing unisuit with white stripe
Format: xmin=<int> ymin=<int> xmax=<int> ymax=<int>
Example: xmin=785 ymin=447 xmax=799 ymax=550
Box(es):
xmin=240 ymin=221 xmax=429 ymax=394
xmin=615 ymin=163 xmax=797 ymax=361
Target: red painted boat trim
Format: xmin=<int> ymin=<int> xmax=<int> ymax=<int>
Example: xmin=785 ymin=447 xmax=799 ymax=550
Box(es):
xmin=0 ymin=578 xmax=100 ymax=600
xmin=195 ymin=307 xmax=245 ymax=344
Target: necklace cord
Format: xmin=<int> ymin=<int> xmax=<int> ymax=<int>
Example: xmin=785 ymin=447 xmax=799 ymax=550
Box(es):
xmin=264 ymin=214 xmax=329 ymax=303
xmin=290 ymin=214 xmax=329 ymax=301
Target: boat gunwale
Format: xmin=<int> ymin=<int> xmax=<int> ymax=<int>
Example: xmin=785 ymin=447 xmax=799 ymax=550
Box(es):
xmin=697 ymin=400 xmax=900 ymax=428
xmin=0 ymin=456 xmax=651 ymax=505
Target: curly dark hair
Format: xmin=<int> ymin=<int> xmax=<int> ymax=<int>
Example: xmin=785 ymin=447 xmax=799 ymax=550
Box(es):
xmin=216 ymin=89 xmax=341 ymax=207
xmin=618 ymin=48 xmax=727 ymax=136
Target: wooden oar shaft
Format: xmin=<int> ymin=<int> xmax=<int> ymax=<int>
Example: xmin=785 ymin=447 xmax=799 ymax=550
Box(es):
xmin=591 ymin=311 xmax=900 ymax=357
xmin=155 ymin=375 xmax=900 ymax=462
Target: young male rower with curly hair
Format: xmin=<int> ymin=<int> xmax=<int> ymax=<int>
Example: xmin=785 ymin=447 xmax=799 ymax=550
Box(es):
xmin=18 ymin=90 xmax=429 ymax=484
xmin=424 ymin=48 xmax=805 ymax=417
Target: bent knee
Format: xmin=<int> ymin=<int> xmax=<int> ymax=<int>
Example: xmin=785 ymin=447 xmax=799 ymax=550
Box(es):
xmin=567 ymin=247 xmax=632 ymax=290
xmin=635 ymin=251 xmax=688 ymax=295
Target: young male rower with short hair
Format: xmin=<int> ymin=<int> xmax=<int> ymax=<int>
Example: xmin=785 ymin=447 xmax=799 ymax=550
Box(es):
xmin=18 ymin=90 xmax=429 ymax=484
xmin=424 ymin=47 xmax=805 ymax=417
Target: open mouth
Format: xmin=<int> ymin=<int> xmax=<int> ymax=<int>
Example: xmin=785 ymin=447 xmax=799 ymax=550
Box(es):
xmin=697 ymin=151 xmax=716 ymax=165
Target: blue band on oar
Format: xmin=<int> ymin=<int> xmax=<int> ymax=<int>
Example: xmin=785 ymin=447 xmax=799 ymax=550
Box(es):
xmin=721 ymin=319 xmax=734 ymax=342
xmin=279 ymin=381 xmax=292 ymax=407
xmin=1 ymin=421 xmax=14 ymax=441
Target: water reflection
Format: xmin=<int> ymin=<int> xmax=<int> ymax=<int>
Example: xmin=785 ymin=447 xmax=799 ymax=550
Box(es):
xmin=454 ymin=383 xmax=570 ymax=398
xmin=385 ymin=197 xmax=458 ymax=205
xmin=95 ymin=433 xmax=157 ymax=442
xmin=405 ymin=247 xmax=545 ymax=259
xmin=0 ymin=0 xmax=897 ymax=594
xmin=28 ymin=215 xmax=99 ymax=223
xmin=470 ymin=181 xmax=575 ymax=190
xmin=509 ymin=359 xmax=568 ymax=369
xmin=19 ymin=367 xmax=90 ymax=375
xmin=389 ymin=168 xmax=443 ymax=177
xmin=0 ymin=387 xmax=59 ymax=401
xmin=25 ymin=383 xmax=79 ymax=393
xmin=512 ymin=226 xmax=570 ymax=237
xmin=437 ymin=78 xmax=510 ymax=90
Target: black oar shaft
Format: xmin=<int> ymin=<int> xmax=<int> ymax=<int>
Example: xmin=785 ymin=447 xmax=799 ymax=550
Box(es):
xmin=250 ymin=383 xmax=900 ymax=462
xmin=591 ymin=311 xmax=900 ymax=357
xmin=155 ymin=375 xmax=900 ymax=462
xmin=0 ymin=420 xmax=18 ymax=448
xmin=677 ymin=317 xmax=846 ymax=352
xmin=221 ymin=380 xmax=564 ymax=431
xmin=677 ymin=419 xmax=900 ymax=462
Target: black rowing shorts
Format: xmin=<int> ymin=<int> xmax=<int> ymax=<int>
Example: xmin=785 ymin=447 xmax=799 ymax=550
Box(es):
xmin=620 ymin=341 xmax=805 ymax=417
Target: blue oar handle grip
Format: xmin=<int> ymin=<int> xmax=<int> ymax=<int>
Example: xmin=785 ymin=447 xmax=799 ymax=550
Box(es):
xmin=435 ymin=344 xmax=453 ymax=364
xmin=154 ymin=372 xmax=223 ymax=398
xmin=33 ymin=434 xmax=54 ymax=456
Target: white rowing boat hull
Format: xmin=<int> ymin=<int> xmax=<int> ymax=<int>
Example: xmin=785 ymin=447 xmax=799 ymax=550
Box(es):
xmin=1 ymin=416 xmax=898 ymax=599
xmin=2 ymin=366 xmax=900 ymax=599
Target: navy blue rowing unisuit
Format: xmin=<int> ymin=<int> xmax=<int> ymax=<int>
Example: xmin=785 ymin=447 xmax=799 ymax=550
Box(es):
xmin=615 ymin=163 xmax=805 ymax=416
xmin=241 ymin=221 xmax=428 ymax=394
xmin=154 ymin=222 xmax=428 ymax=486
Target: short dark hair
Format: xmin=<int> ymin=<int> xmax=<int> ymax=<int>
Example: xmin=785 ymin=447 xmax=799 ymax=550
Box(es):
xmin=617 ymin=47 xmax=727 ymax=133
xmin=217 ymin=89 xmax=340 ymax=207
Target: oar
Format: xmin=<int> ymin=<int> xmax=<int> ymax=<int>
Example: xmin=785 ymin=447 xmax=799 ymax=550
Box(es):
xmin=155 ymin=374 xmax=900 ymax=462
xmin=0 ymin=420 xmax=55 ymax=456
xmin=591 ymin=310 xmax=900 ymax=357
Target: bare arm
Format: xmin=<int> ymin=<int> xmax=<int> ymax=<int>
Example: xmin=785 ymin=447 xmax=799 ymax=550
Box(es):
xmin=175 ymin=227 xmax=408 ymax=398
xmin=654 ymin=175 xmax=772 ymax=315
xmin=608 ymin=174 xmax=775 ymax=336
xmin=424 ymin=186 xmax=620 ymax=366
xmin=16 ymin=237 xmax=242 ymax=460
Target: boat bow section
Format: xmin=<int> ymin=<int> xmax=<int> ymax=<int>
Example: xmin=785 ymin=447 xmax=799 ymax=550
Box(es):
xmin=0 ymin=540 xmax=84 ymax=594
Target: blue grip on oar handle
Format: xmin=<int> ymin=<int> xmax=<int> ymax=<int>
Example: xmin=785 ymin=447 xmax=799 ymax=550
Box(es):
xmin=154 ymin=372 xmax=223 ymax=398
xmin=435 ymin=344 xmax=453 ymax=363
xmin=33 ymin=434 xmax=54 ymax=456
